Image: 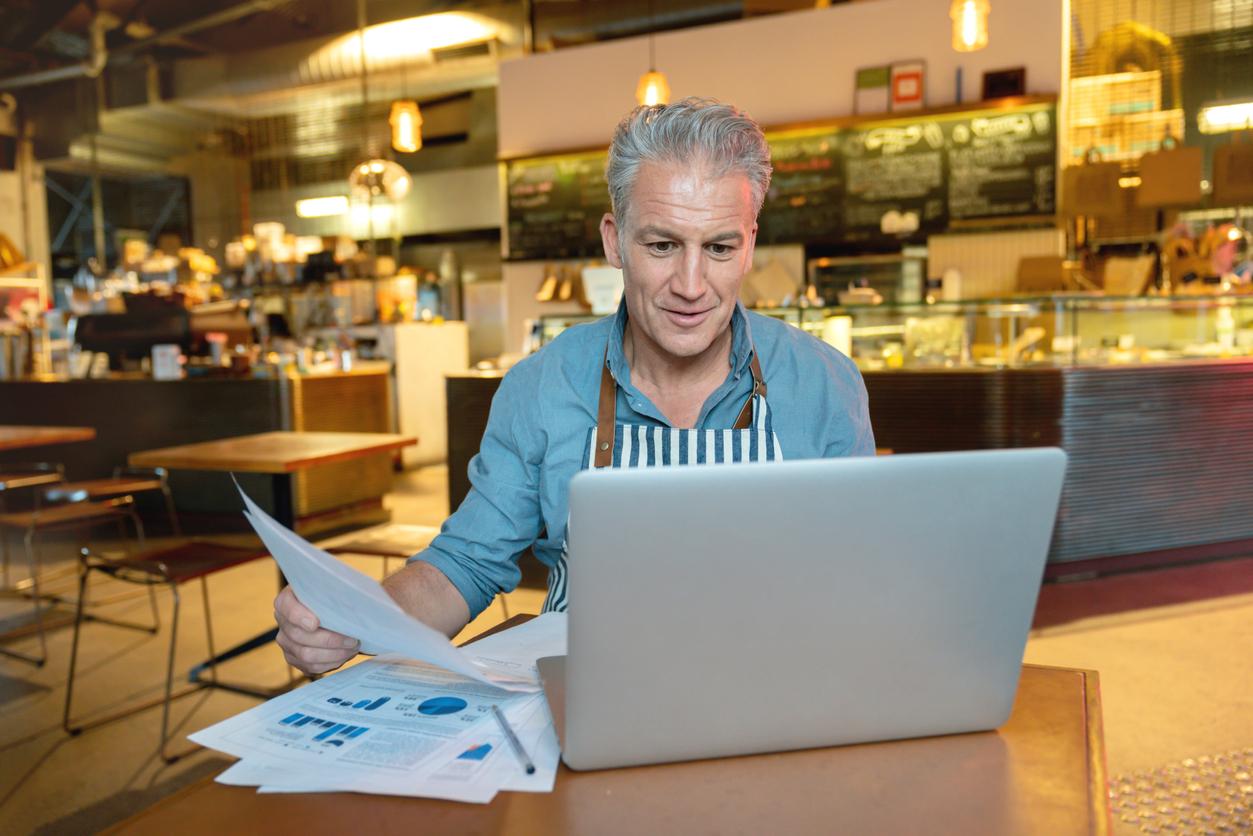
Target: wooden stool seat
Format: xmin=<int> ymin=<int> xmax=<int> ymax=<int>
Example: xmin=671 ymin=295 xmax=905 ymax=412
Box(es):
xmin=44 ymin=477 xmax=165 ymax=503
xmin=0 ymin=499 xmax=134 ymax=529
xmin=0 ymin=471 xmax=65 ymax=491
xmin=325 ymin=523 xmax=440 ymax=558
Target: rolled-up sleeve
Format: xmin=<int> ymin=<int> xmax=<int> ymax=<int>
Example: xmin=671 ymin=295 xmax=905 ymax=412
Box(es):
xmin=411 ymin=365 xmax=544 ymax=619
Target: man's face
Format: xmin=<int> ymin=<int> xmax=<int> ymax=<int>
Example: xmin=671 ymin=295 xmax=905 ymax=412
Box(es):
xmin=601 ymin=160 xmax=758 ymax=362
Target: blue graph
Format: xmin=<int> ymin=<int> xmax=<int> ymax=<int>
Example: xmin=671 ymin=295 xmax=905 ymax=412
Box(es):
xmin=278 ymin=713 xmax=369 ymax=745
xmin=326 ymin=696 xmax=390 ymax=711
xmin=458 ymin=743 xmax=492 ymax=761
xmin=418 ymin=696 xmax=468 ymax=716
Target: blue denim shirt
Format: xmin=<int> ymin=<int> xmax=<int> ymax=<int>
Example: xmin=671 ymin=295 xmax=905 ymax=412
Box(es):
xmin=415 ymin=301 xmax=875 ymax=618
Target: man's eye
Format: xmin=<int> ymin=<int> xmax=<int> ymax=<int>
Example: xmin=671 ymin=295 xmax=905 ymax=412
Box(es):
xmin=646 ymin=241 xmax=675 ymax=254
xmin=707 ymin=243 xmax=734 ymax=256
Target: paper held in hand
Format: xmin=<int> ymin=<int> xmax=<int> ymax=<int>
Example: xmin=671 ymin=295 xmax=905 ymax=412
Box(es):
xmin=235 ymin=479 xmax=537 ymax=691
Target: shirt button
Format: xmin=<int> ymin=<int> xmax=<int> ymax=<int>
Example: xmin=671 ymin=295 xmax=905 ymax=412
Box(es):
xmin=599 ymin=441 xmax=610 ymax=451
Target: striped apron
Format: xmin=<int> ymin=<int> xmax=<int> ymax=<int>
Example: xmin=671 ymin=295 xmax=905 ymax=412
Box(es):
xmin=541 ymin=346 xmax=784 ymax=613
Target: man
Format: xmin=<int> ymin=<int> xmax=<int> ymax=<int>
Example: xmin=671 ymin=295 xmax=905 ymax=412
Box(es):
xmin=275 ymin=98 xmax=874 ymax=674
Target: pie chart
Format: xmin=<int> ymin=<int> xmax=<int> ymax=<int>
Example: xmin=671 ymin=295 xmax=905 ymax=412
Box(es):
xmin=418 ymin=696 xmax=468 ymax=716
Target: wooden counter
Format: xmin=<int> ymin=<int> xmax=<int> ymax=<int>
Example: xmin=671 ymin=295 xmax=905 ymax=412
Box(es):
xmin=0 ymin=367 xmax=394 ymax=534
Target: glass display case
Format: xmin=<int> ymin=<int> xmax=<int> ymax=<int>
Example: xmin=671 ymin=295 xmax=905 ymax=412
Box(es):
xmin=536 ymin=293 xmax=1253 ymax=370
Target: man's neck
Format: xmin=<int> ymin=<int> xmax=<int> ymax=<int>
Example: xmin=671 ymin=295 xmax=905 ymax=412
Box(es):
xmin=623 ymin=317 xmax=734 ymax=398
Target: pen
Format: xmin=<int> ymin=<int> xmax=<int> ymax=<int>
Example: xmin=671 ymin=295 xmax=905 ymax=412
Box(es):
xmin=491 ymin=704 xmax=536 ymax=775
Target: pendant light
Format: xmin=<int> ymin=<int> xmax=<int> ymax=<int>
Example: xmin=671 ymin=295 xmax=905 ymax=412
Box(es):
xmin=390 ymin=100 xmax=423 ymax=153
xmin=950 ymin=0 xmax=990 ymax=52
xmin=389 ymin=29 xmax=422 ymax=154
xmin=635 ymin=0 xmax=670 ymax=106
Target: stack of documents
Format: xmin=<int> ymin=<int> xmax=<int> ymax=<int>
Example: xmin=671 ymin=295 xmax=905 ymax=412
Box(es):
xmin=187 ymin=486 xmax=565 ymax=803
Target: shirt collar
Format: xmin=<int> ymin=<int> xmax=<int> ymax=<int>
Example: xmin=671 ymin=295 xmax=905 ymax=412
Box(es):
xmin=606 ymin=298 xmax=755 ymax=384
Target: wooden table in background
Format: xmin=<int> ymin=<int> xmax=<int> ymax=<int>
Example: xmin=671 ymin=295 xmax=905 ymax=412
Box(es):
xmin=128 ymin=431 xmax=416 ymax=529
xmin=128 ymin=431 xmax=416 ymax=694
xmin=108 ymin=617 xmax=1111 ymax=836
xmin=0 ymin=425 xmax=96 ymax=451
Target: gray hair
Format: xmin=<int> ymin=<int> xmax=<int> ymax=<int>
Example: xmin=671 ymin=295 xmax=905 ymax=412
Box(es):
xmin=605 ymin=97 xmax=773 ymax=230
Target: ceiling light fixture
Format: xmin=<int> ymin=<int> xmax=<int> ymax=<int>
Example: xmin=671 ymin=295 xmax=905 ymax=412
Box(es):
xmin=636 ymin=0 xmax=670 ymax=107
xmin=295 ymin=195 xmax=350 ymax=218
xmin=390 ymin=100 xmax=423 ymax=153
xmin=950 ymin=0 xmax=990 ymax=52
xmin=1198 ymin=99 xmax=1253 ymax=134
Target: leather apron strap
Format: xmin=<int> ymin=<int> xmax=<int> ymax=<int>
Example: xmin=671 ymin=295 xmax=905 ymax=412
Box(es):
xmin=594 ymin=348 xmax=765 ymax=468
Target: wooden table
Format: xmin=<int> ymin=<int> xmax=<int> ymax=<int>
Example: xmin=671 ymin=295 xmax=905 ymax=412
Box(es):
xmin=128 ymin=431 xmax=416 ymax=529
xmin=108 ymin=618 xmax=1111 ymax=836
xmin=128 ymin=431 xmax=416 ymax=694
xmin=0 ymin=424 xmax=96 ymax=451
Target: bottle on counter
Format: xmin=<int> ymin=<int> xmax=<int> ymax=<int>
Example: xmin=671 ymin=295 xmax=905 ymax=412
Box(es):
xmin=417 ymin=272 xmax=442 ymax=322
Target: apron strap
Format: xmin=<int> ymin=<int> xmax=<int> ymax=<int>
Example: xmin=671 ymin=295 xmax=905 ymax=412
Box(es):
xmin=731 ymin=354 xmax=767 ymax=431
xmin=594 ymin=358 xmax=617 ymax=468
xmin=595 ymin=346 xmax=765 ymax=468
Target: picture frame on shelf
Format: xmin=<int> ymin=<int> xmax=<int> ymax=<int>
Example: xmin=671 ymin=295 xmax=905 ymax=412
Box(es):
xmin=982 ymin=67 xmax=1027 ymax=100
xmin=890 ymin=61 xmax=926 ymax=112
xmin=854 ymin=65 xmax=891 ymax=116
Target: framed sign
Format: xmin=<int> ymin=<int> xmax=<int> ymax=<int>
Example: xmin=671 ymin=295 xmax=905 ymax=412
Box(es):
xmin=890 ymin=61 xmax=926 ymax=112
xmin=854 ymin=65 xmax=890 ymax=115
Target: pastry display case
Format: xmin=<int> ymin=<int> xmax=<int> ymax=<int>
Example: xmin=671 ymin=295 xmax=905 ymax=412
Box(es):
xmin=526 ymin=294 xmax=1253 ymax=569
xmin=537 ymin=293 xmax=1253 ymax=370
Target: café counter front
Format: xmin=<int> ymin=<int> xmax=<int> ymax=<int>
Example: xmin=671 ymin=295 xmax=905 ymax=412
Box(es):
xmin=0 ymin=364 xmax=394 ymax=534
xmin=447 ymin=295 xmax=1253 ymax=572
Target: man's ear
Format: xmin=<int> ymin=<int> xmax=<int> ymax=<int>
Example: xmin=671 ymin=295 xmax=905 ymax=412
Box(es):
xmin=600 ymin=213 xmax=624 ymax=269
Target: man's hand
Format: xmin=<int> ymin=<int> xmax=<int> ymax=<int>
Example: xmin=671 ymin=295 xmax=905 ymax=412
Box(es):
xmin=273 ymin=586 xmax=360 ymax=675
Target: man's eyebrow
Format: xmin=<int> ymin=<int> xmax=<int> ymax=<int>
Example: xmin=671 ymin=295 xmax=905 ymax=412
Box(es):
xmin=634 ymin=225 xmax=744 ymax=244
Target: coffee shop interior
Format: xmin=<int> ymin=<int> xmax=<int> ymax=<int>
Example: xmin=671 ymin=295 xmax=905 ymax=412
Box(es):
xmin=0 ymin=0 xmax=1250 ymax=831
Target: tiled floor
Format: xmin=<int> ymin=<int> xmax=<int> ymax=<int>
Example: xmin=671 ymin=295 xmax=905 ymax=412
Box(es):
xmin=0 ymin=464 xmax=1250 ymax=834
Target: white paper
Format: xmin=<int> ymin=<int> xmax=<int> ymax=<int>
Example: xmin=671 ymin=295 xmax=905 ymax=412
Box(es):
xmin=465 ymin=612 xmax=567 ymax=683
xmin=228 ymin=695 xmax=556 ymax=800
xmin=193 ymin=657 xmax=535 ymax=802
xmin=235 ymin=481 xmax=535 ymax=691
xmin=201 ymin=613 xmax=567 ymax=803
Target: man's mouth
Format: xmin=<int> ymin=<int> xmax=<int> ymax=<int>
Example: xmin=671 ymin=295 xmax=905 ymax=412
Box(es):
xmin=663 ymin=307 xmax=712 ymax=328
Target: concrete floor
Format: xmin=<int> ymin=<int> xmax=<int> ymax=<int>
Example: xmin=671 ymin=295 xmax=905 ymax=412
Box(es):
xmin=0 ymin=464 xmax=1250 ymax=834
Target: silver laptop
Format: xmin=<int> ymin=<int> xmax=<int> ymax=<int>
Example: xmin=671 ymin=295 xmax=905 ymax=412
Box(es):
xmin=537 ymin=448 xmax=1068 ymax=771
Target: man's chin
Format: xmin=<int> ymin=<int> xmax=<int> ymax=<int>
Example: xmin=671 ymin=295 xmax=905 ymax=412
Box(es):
xmin=654 ymin=330 xmax=718 ymax=359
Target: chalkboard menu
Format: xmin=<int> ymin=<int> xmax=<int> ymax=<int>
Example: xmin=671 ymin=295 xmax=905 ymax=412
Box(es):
xmin=837 ymin=120 xmax=949 ymax=244
xmin=506 ymin=151 xmax=610 ymax=261
xmin=757 ymin=127 xmax=844 ymax=245
xmin=943 ymin=105 xmax=1056 ymax=219
xmin=505 ymin=99 xmax=1056 ymax=259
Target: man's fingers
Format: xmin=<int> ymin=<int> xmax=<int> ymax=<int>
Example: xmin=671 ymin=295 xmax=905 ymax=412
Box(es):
xmin=274 ymin=586 xmax=319 ymax=632
xmin=276 ymin=616 xmax=359 ymax=650
xmin=275 ymin=632 xmax=357 ymax=674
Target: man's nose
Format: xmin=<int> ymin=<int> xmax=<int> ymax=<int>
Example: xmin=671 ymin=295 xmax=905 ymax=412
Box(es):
xmin=669 ymin=248 xmax=707 ymax=300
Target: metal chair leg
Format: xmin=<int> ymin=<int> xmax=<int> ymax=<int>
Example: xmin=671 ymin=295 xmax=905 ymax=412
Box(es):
xmin=1 ymin=494 xmax=9 ymax=589
xmin=63 ymin=564 xmax=91 ymax=733
xmin=200 ymin=577 xmax=217 ymax=686
xmin=160 ymin=483 xmax=181 ymax=538
xmin=62 ymin=573 xmax=203 ymax=751
xmin=0 ymin=529 xmax=48 ymax=666
xmin=159 ymin=583 xmax=202 ymax=763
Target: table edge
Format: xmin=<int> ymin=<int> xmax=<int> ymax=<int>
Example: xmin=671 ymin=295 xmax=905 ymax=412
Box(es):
xmin=128 ymin=435 xmax=418 ymax=473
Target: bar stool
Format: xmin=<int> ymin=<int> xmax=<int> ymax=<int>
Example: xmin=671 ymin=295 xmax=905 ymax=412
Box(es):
xmin=0 ymin=463 xmax=65 ymax=589
xmin=324 ymin=523 xmax=440 ymax=578
xmin=45 ymin=466 xmax=181 ymax=536
xmin=0 ymin=495 xmax=143 ymax=666
xmin=325 ymin=524 xmax=511 ymax=619
xmin=63 ymin=540 xmax=268 ymax=762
